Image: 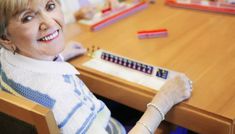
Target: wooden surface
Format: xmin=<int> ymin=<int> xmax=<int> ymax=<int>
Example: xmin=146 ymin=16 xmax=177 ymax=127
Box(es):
xmin=66 ymin=1 xmax=235 ymax=133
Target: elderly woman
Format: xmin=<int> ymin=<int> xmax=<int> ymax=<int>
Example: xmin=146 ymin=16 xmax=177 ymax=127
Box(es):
xmin=0 ymin=0 xmax=192 ymax=134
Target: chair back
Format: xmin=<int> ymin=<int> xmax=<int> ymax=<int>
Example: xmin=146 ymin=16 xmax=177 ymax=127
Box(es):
xmin=0 ymin=91 xmax=59 ymax=134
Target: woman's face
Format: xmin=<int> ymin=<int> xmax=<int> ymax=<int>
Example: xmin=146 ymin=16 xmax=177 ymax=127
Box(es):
xmin=6 ymin=0 xmax=65 ymax=61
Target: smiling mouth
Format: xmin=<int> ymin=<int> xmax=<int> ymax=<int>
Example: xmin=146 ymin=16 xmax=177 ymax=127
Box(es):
xmin=38 ymin=30 xmax=59 ymax=42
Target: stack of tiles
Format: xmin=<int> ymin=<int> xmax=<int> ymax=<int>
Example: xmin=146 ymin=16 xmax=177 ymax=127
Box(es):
xmin=137 ymin=29 xmax=168 ymax=39
xmin=101 ymin=52 xmax=154 ymax=75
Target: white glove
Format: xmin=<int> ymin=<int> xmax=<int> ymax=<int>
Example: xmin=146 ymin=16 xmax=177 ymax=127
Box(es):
xmin=151 ymin=74 xmax=192 ymax=115
xmin=61 ymin=42 xmax=87 ymax=61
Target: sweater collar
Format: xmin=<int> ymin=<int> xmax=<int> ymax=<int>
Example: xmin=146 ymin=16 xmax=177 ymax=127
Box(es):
xmin=1 ymin=48 xmax=79 ymax=75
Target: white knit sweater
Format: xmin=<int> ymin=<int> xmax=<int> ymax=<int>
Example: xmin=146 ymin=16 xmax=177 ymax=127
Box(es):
xmin=0 ymin=48 xmax=111 ymax=134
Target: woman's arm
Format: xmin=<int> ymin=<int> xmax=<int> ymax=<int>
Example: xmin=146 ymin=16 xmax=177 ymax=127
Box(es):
xmin=129 ymin=75 xmax=192 ymax=134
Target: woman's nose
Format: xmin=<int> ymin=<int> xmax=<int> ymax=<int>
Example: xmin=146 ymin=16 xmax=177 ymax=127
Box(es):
xmin=39 ymin=12 xmax=54 ymax=31
xmin=40 ymin=23 xmax=48 ymax=31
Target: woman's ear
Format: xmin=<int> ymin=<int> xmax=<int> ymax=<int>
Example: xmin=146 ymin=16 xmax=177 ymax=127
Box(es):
xmin=0 ymin=35 xmax=14 ymax=50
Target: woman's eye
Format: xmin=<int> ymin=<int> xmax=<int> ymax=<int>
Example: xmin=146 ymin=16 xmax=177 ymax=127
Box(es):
xmin=22 ymin=16 xmax=33 ymax=23
xmin=46 ymin=3 xmax=56 ymax=11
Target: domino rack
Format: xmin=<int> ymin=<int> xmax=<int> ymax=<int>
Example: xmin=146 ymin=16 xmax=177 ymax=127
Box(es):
xmin=165 ymin=0 xmax=235 ymax=14
xmin=91 ymin=2 xmax=148 ymax=31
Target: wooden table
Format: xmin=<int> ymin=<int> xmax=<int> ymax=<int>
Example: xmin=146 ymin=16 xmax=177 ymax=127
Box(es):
xmin=65 ymin=1 xmax=235 ymax=133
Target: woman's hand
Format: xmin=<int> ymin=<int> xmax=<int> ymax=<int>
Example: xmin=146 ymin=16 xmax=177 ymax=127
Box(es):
xmin=151 ymin=74 xmax=192 ymax=115
xmin=61 ymin=41 xmax=87 ymax=61
xmin=159 ymin=74 xmax=192 ymax=105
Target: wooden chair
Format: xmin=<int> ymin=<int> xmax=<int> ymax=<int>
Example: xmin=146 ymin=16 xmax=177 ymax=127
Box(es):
xmin=0 ymin=91 xmax=59 ymax=134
